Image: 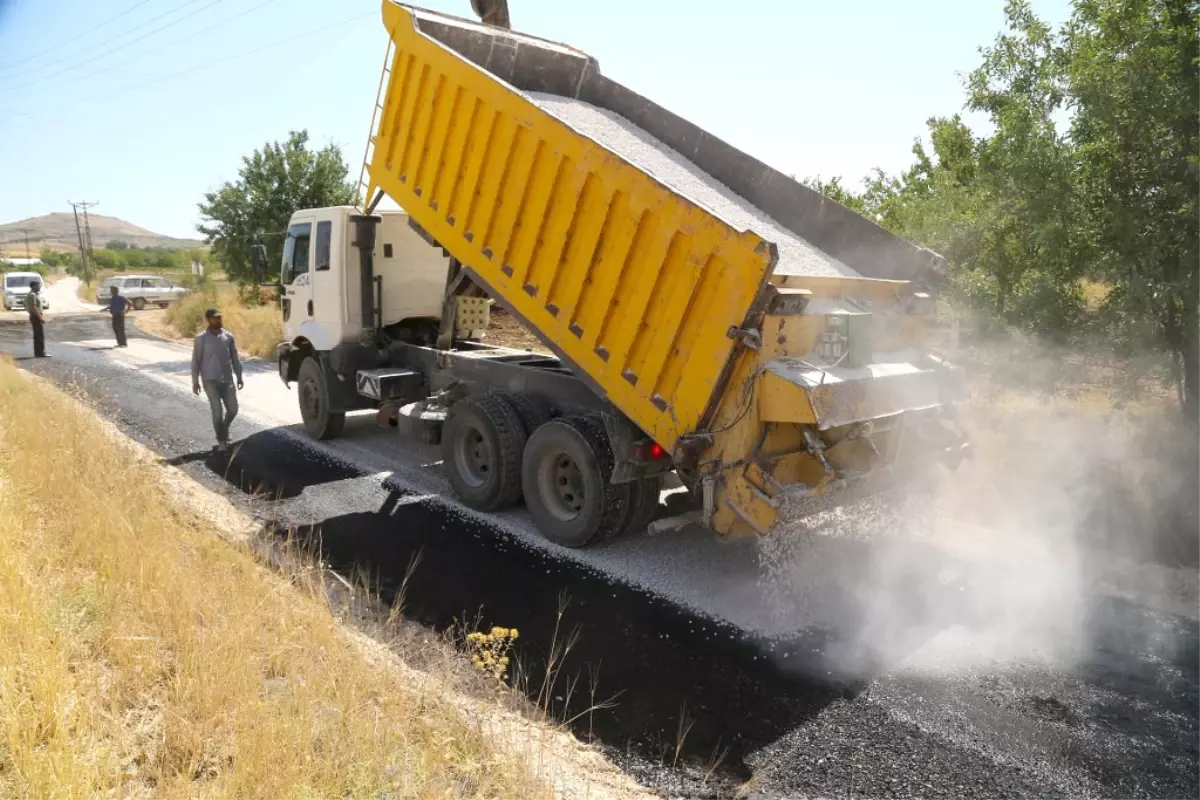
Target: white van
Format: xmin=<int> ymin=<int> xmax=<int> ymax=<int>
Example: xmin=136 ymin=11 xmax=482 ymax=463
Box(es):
xmin=2 ymin=272 xmax=50 ymax=311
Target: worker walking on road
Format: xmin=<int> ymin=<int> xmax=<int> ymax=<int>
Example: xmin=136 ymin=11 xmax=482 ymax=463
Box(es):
xmin=23 ymin=279 xmax=47 ymax=358
xmin=191 ymin=308 xmax=244 ymax=452
xmin=107 ymin=286 xmax=132 ymax=347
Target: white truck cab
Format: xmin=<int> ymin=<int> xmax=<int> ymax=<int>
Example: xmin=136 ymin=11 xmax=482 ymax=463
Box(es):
xmin=279 ymin=206 xmax=451 ymax=349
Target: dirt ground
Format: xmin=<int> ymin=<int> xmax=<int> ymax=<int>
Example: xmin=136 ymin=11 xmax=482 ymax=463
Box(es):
xmin=134 ymin=307 xmax=177 ymax=340
xmin=484 ymin=307 xmax=547 ymax=352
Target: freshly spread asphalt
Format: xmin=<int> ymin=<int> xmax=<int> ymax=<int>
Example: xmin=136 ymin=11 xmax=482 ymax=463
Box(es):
xmin=1 ymin=310 xmax=1194 ymax=799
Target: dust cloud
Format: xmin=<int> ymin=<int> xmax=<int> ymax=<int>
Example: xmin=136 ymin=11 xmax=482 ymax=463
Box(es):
xmin=751 ymin=335 xmax=1198 ymax=681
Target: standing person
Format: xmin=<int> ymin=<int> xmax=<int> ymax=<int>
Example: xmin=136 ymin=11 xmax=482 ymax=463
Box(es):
xmin=191 ymin=308 xmax=244 ymax=452
xmin=107 ymin=286 xmax=132 ymax=347
xmin=22 ymin=278 xmax=46 ymax=358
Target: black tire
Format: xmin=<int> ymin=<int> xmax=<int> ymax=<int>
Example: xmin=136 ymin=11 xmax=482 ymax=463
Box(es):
xmin=157 ymin=302 xmax=169 ymax=309
xmin=131 ymin=297 xmax=146 ymax=311
xmin=489 ymin=390 xmax=552 ymax=437
xmin=442 ymin=394 xmax=527 ymax=511
xmin=609 ymin=477 xmax=663 ymax=540
xmin=522 ymin=416 xmax=630 ymax=548
xmin=298 ymin=357 xmax=346 ymax=440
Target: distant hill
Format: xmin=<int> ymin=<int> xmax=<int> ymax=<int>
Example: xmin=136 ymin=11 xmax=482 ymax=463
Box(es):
xmin=0 ymin=212 xmax=203 ymax=257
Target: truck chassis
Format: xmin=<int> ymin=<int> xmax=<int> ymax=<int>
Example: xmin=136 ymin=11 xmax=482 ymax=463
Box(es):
xmin=277 ymin=331 xmax=674 ymax=548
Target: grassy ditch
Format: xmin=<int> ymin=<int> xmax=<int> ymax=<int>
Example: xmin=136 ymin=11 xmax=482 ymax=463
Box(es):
xmin=0 ymin=359 xmax=546 ymax=798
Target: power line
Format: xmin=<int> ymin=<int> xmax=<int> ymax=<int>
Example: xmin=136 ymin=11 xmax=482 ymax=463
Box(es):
xmin=11 ymin=11 xmax=376 ymax=120
xmin=0 ymin=0 xmax=159 ymax=75
xmin=31 ymin=0 xmax=285 ymax=94
xmin=0 ymin=0 xmax=226 ymax=92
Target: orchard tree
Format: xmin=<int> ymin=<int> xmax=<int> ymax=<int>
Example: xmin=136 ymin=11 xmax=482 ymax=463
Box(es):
xmin=961 ymin=1 xmax=1082 ymax=333
xmin=1066 ymin=0 xmax=1199 ymax=416
xmin=197 ymin=130 xmax=356 ymax=282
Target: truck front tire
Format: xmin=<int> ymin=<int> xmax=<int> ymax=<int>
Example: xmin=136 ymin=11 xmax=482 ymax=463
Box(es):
xmin=522 ymin=416 xmax=629 ymax=548
xmin=442 ymin=394 xmax=527 ymax=511
xmin=298 ymin=357 xmax=346 ymax=440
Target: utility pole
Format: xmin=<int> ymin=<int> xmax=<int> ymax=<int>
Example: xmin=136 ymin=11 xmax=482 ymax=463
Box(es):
xmin=21 ymin=228 xmax=31 ymax=259
xmin=69 ymin=201 xmax=98 ymax=284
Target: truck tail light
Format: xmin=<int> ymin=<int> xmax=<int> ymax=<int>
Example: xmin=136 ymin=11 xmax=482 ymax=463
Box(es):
xmin=633 ymin=442 xmax=669 ymax=462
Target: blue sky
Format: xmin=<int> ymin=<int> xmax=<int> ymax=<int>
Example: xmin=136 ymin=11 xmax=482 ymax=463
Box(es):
xmin=0 ymin=0 xmax=1071 ymax=240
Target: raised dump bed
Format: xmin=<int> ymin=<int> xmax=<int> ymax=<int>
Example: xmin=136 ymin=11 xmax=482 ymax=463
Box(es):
xmin=363 ymin=2 xmax=966 ymax=538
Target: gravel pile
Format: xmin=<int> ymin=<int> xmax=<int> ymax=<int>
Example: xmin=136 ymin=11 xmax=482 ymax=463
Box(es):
xmin=527 ymin=92 xmax=862 ymax=279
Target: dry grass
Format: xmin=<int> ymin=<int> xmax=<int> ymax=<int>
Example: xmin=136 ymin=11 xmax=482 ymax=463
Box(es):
xmin=0 ymin=359 xmax=547 ymax=799
xmin=166 ymin=288 xmax=281 ymax=358
xmin=1079 ymin=278 xmax=1112 ymax=312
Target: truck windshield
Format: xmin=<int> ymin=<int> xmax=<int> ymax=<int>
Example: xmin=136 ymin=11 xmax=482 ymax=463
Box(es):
xmin=4 ymin=275 xmax=37 ymax=289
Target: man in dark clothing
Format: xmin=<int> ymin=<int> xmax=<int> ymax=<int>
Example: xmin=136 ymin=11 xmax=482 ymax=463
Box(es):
xmin=106 ymin=286 xmax=132 ymax=347
xmin=22 ymin=279 xmax=46 ymax=358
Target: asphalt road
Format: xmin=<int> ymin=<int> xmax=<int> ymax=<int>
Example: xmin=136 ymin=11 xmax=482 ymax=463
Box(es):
xmin=1 ymin=312 xmax=1195 ymax=799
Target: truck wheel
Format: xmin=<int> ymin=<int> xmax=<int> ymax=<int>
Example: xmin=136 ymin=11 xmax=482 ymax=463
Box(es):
xmin=610 ymin=477 xmax=663 ymax=540
xmin=131 ymin=297 xmax=146 ymax=311
xmin=489 ymin=390 xmax=552 ymax=437
xmin=442 ymin=394 xmax=526 ymax=511
xmin=298 ymin=357 xmax=346 ymax=440
xmin=522 ymin=416 xmax=629 ymax=548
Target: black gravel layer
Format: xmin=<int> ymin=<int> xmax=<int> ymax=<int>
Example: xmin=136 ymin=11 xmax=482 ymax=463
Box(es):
xmin=3 ymin=316 xmax=1196 ymax=799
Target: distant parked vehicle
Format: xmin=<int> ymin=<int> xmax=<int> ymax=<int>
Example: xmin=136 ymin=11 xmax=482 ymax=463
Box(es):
xmin=98 ymin=274 xmax=188 ymax=310
xmin=3 ymin=272 xmax=50 ymax=311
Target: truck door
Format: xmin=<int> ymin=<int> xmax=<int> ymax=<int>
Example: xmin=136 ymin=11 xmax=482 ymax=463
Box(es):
xmin=310 ymin=216 xmax=342 ymax=333
xmin=281 ymin=219 xmax=314 ymax=330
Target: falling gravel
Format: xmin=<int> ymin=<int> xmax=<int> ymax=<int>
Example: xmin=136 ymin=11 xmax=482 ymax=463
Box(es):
xmin=527 ymin=92 xmax=862 ymax=279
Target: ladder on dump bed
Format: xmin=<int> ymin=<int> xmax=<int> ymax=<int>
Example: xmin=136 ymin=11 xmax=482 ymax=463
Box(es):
xmin=357 ymin=37 xmax=396 ymax=210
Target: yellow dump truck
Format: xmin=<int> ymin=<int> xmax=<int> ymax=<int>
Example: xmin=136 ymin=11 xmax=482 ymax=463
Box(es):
xmin=262 ymin=2 xmax=969 ymax=547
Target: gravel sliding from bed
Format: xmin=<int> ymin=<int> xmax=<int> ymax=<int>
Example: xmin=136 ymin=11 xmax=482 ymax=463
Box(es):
xmin=527 ymin=92 xmax=862 ymax=279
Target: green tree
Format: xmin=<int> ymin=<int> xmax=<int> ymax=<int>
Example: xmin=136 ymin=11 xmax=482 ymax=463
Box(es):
xmin=962 ymin=1 xmax=1083 ymax=334
xmin=804 ymin=2 xmax=1104 ymax=342
xmin=801 ymin=176 xmax=868 ymax=213
xmin=197 ymin=130 xmax=356 ymax=282
xmin=1065 ymin=0 xmax=1199 ymax=416
xmin=92 ymin=249 xmax=121 ymax=271
xmin=39 ymin=249 xmax=72 ymax=268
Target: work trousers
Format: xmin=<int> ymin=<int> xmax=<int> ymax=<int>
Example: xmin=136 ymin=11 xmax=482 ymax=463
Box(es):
xmin=29 ymin=315 xmax=44 ymax=357
xmin=112 ymin=313 xmax=127 ymax=347
xmin=202 ymin=379 xmax=239 ymax=444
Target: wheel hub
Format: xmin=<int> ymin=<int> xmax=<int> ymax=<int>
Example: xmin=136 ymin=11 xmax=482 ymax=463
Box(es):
xmin=540 ymin=451 xmax=584 ymax=521
xmin=300 ymin=377 xmax=321 ymax=419
xmin=454 ymin=427 xmax=493 ymax=488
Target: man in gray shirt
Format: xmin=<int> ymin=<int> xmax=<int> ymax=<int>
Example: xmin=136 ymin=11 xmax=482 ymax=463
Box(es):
xmin=191 ymin=308 xmax=244 ymax=451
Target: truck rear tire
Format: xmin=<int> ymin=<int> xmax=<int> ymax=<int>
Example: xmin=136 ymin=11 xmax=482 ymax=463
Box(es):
xmin=298 ymin=357 xmax=346 ymax=440
xmin=610 ymin=477 xmax=662 ymax=540
xmin=522 ymin=416 xmax=629 ymax=548
xmin=489 ymin=390 xmax=552 ymax=437
xmin=442 ymin=394 xmax=526 ymax=511
xmin=132 ymin=297 xmax=146 ymax=311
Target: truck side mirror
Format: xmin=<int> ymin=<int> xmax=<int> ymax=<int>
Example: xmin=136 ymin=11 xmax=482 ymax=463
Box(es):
xmin=250 ymin=244 xmax=268 ymax=283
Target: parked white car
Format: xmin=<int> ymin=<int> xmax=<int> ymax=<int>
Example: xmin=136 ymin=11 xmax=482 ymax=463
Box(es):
xmin=99 ymin=274 xmax=188 ymax=310
xmin=3 ymin=272 xmax=50 ymax=311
